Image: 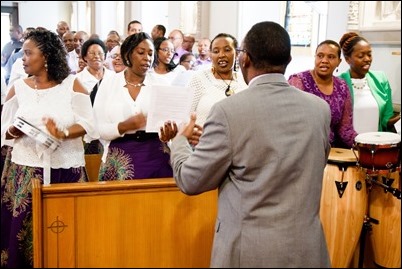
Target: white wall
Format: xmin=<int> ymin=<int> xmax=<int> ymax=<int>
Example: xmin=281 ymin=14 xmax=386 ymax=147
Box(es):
xmin=167 ymin=1 xmax=181 ymax=34
xmin=94 ymin=2 xmax=118 ymax=40
xmin=370 ymin=45 xmax=401 ymax=104
xmin=141 ymin=1 xmax=169 ymax=34
xmin=236 ymin=1 xmax=286 ymax=41
xmin=208 ymin=2 xmax=239 ymax=39
xmin=17 ymin=1 xmax=70 ymax=32
xmin=325 ymin=1 xmax=349 ymax=42
xmin=207 ymin=1 xmax=286 ymax=40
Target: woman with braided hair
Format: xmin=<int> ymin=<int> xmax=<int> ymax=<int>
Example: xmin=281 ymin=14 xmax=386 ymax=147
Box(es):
xmin=339 ymin=31 xmax=400 ymax=133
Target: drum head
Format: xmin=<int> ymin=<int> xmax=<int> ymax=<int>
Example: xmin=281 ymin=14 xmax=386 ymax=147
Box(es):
xmin=329 ymin=148 xmax=357 ymax=163
xmin=355 ymin=132 xmax=401 ymax=145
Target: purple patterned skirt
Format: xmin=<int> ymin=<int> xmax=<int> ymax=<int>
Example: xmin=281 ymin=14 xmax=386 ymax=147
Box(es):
xmin=99 ymin=133 xmax=173 ymax=180
xmin=0 ymin=157 xmax=87 ymax=268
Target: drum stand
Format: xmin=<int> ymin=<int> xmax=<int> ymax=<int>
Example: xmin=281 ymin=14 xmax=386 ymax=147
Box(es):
xmin=365 ymin=170 xmax=401 ymax=200
xmin=359 ymin=214 xmax=378 ymax=268
xmin=358 ymin=169 xmax=401 ymax=268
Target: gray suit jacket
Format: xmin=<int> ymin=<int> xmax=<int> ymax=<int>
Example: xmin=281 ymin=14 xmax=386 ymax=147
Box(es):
xmin=171 ymin=74 xmax=331 ymax=268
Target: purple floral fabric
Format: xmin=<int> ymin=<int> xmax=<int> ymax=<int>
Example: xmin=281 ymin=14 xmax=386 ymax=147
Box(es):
xmin=288 ymin=70 xmax=357 ymax=148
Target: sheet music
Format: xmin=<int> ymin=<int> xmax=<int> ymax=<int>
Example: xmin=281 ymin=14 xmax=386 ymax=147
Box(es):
xmin=146 ymin=85 xmax=194 ymax=133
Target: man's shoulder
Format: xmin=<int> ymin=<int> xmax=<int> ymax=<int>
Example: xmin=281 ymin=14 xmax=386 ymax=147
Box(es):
xmin=1 ymin=41 xmax=13 ymax=52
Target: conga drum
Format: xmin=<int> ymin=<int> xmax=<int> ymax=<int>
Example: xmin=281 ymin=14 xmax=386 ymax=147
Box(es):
xmin=354 ymin=132 xmax=400 ymax=173
xmin=320 ymin=148 xmax=368 ymax=268
xmin=368 ymin=170 xmax=401 ymax=268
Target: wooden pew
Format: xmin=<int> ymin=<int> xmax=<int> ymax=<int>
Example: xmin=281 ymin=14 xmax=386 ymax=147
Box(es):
xmin=32 ymin=178 xmax=217 ymax=268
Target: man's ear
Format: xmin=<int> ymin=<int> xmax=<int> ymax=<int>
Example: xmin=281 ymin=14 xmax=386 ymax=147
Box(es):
xmin=286 ymin=55 xmax=292 ymax=66
xmin=242 ymin=52 xmax=250 ymax=68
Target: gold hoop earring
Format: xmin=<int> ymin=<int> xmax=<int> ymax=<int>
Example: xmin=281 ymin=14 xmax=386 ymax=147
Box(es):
xmin=211 ymin=66 xmax=215 ymax=74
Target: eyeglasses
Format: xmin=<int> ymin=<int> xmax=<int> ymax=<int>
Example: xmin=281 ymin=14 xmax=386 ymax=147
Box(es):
xmin=87 ymin=52 xmax=105 ymax=58
xmin=159 ymin=48 xmax=175 ymax=54
xmin=236 ymin=48 xmax=247 ymax=54
xmin=168 ymin=36 xmax=182 ymax=41
xmin=182 ymin=60 xmax=195 ymax=65
xmin=111 ymin=53 xmax=121 ymax=59
xmin=236 ymin=48 xmax=251 ymax=60
xmin=106 ymin=39 xmax=120 ymax=44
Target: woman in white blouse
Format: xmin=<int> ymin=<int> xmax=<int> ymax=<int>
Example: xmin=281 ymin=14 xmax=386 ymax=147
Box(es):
xmin=93 ymin=32 xmax=173 ymax=181
xmin=1 ymin=28 xmax=98 ymax=268
xmin=149 ymin=37 xmax=186 ymax=85
xmin=160 ymin=33 xmax=248 ymax=146
xmin=187 ymin=33 xmax=248 ymax=127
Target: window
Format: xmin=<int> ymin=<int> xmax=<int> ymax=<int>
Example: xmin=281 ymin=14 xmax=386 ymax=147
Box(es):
xmin=285 ymin=1 xmax=313 ymax=47
xmin=284 ymin=1 xmax=328 ymax=48
xmin=180 ymin=1 xmax=201 ymax=37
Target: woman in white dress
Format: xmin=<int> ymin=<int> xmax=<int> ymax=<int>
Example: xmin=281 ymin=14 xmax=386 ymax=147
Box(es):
xmin=1 ymin=28 xmax=98 ymax=268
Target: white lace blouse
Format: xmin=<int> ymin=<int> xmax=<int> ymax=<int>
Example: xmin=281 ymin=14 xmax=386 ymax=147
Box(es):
xmin=187 ymin=68 xmax=248 ymax=126
xmin=2 ymin=75 xmax=99 ymax=168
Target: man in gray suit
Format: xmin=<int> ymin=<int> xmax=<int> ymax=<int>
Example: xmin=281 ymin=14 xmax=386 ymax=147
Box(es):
xmin=169 ymin=21 xmax=331 ymax=268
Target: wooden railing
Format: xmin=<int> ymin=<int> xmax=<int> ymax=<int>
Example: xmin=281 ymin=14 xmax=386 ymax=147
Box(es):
xmin=32 ymin=178 xmax=218 ymax=268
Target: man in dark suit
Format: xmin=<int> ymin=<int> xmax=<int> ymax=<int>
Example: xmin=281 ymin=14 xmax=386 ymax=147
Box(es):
xmin=168 ymin=21 xmax=331 ymax=267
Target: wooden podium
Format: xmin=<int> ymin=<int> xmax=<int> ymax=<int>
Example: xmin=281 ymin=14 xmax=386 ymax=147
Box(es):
xmin=32 ymin=178 xmax=217 ymax=268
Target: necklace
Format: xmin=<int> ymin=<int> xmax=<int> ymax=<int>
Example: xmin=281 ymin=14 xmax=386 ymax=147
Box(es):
xmin=216 ymin=71 xmax=234 ymax=97
xmin=33 ymin=77 xmax=40 ymax=103
xmin=351 ymin=78 xmax=367 ymax=91
xmin=124 ymin=70 xmax=145 ymax=87
xmin=33 ymin=77 xmax=54 ymax=103
xmin=125 ymin=80 xmax=145 ymax=87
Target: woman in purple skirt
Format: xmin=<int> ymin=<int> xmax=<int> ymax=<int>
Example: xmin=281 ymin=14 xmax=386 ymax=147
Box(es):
xmin=93 ymin=32 xmax=173 ymax=180
xmin=1 ymin=28 xmax=98 ymax=268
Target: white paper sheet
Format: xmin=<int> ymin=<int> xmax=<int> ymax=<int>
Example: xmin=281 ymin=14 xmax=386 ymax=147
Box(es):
xmin=395 ymin=117 xmax=401 ymax=134
xmin=146 ymin=85 xmax=194 ymax=133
